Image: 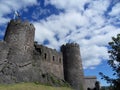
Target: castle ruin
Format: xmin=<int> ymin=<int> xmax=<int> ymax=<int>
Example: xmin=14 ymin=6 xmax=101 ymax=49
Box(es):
xmin=0 ymin=19 xmax=98 ymax=90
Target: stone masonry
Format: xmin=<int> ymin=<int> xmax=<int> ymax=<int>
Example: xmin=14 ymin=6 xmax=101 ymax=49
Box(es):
xmin=84 ymin=76 xmax=97 ymax=90
xmin=0 ymin=19 xmax=97 ymax=90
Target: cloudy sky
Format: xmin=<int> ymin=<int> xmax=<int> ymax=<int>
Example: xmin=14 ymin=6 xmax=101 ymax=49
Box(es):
xmin=0 ymin=0 xmax=120 ymax=86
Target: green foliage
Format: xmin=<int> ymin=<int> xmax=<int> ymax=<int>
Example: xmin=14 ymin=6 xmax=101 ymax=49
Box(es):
xmin=99 ymin=34 xmax=120 ymax=90
xmin=100 ymin=86 xmax=113 ymax=90
xmin=34 ymin=73 xmax=71 ymax=87
xmin=79 ymin=83 xmax=84 ymax=90
xmin=49 ymin=74 xmax=70 ymax=87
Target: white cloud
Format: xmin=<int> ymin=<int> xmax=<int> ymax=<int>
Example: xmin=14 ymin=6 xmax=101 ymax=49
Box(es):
xmin=33 ymin=11 xmax=89 ymax=48
xmin=87 ymin=0 xmax=110 ymax=13
xmin=109 ymin=3 xmax=120 ymax=16
xmin=80 ymin=25 xmax=120 ymax=46
xmin=45 ymin=0 xmax=89 ymax=11
xmin=33 ymin=0 xmax=120 ymax=69
xmin=0 ymin=0 xmax=37 ymax=25
xmin=0 ymin=17 xmax=10 ymax=25
xmin=32 ymin=7 xmax=50 ymax=20
xmin=34 ymin=22 xmax=55 ymax=43
xmin=1 ymin=0 xmax=120 ymax=69
xmin=81 ymin=45 xmax=108 ymax=69
xmin=45 ymin=0 xmax=110 ymax=13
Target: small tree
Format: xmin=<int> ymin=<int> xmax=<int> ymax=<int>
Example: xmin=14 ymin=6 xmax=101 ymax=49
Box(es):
xmin=99 ymin=34 xmax=120 ymax=90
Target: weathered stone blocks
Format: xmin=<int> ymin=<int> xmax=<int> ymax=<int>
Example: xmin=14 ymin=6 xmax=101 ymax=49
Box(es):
xmin=0 ymin=19 xmax=86 ymax=90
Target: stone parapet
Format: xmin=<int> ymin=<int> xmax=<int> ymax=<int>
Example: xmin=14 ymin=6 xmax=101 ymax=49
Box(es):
xmin=8 ymin=19 xmax=35 ymax=30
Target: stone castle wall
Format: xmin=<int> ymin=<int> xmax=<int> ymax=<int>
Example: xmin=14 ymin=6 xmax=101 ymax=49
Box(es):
xmin=33 ymin=43 xmax=64 ymax=79
xmin=84 ymin=76 xmax=97 ymax=90
xmin=61 ymin=43 xmax=85 ymax=90
xmin=0 ymin=41 xmax=9 ymax=72
xmin=0 ymin=19 xmax=65 ymax=84
xmin=0 ymin=19 xmax=87 ymax=90
xmin=4 ymin=19 xmax=35 ymax=64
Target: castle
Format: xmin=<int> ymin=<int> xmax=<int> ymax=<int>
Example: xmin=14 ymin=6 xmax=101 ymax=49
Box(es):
xmin=0 ymin=19 xmax=98 ymax=90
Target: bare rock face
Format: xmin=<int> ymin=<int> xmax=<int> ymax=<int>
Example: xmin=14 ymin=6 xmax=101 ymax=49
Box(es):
xmin=0 ymin=19 xmax=85 ymax=90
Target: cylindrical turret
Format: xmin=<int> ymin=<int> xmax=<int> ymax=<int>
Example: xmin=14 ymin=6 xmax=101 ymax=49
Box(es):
xmin=4 ymin=19 xmax=35 ymax=64
xmin=61 ymin=43 xmax=85 ymax=90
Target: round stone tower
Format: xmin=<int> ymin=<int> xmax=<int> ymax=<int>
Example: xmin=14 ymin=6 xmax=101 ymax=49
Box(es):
xmin=4 ymin=19 xmax=35 ymax=64
xmin=61 ymin=43 xmax=85 ymax=90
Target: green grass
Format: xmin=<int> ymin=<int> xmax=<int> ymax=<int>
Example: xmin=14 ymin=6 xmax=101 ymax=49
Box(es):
xmin=0 ymin=83 xmax=73 ymax=90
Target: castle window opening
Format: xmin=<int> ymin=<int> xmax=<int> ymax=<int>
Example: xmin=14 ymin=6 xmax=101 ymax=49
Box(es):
xmin=37 ymin=48 xmax=41 ymax=54
xmin=44 ymin=53 xmax=47 ymax=59
xmin=53 ymin=56 xmax=55 ymax=61
xmin=42 ymin=74 xmax=45 ymax=78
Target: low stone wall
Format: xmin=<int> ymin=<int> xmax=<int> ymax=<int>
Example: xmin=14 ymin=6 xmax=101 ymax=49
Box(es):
xmin=84 ymin=76 xmax=97 ymax=90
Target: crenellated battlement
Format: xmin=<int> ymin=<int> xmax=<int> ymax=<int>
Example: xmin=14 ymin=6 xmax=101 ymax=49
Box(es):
xmin=0 ymin=19 xmax=86 ymax=90
xmin=61 ymin=43 xmax=79 ymax=51
xmin=8 ymin=19 xmax=35 ymax=30
xmin=62 ymin=43 xmax=79 ymax=47
xmin=34 ymin=42 xmax=63 ymax=64
xmin=34 ymin=42 xmax=62 ymax=54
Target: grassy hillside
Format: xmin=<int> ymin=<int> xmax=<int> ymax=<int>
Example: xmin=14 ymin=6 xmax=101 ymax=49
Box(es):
xmin=0 ymin=83 xmax=73 ymax=90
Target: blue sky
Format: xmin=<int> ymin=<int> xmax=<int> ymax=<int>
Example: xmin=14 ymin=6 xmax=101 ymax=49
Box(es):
xmin=0 ymin=0 xmax=120 ymax=86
